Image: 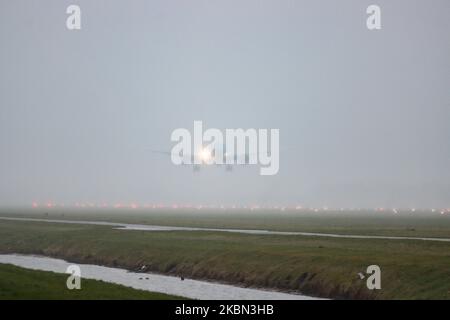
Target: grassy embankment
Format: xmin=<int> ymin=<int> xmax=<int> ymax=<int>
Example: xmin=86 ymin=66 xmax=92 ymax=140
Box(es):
xmin=0 ymin=263 xmax=182 ymax=300
xmin=0 ymin=219 xmax=449 ymax=300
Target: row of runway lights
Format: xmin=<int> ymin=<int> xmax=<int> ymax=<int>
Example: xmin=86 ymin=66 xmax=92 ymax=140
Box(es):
xmin=31 ymin=202 xmax=450 ymax=215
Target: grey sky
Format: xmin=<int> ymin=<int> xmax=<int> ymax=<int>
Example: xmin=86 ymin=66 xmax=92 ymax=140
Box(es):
xmin=0 ymin=0 xmax=449 ymax=208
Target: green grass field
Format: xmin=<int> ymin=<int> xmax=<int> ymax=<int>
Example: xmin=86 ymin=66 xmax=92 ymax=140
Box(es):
xmin=0 ymin=263 xmax=182 ymax=300
xmin=0 ymin=216 xmax=449 ymax=300
xmin=2 ymin=208 xmax=450 ymax=238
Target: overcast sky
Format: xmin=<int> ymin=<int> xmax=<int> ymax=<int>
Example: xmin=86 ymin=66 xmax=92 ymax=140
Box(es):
xmin=0 ymin=0 xmax=449 ymax=208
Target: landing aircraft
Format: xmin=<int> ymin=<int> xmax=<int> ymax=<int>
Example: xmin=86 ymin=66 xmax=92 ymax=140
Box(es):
xmin=151 ymin=147 xmax=269 ymax=172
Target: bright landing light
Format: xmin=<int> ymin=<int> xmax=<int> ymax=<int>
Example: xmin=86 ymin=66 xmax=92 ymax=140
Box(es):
xmin=199 ymin=149 xmax=212 ymax=163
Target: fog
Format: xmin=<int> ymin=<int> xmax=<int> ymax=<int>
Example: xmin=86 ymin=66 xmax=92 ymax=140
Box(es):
xmin=0 ymin=0 xmax=449 ymax=208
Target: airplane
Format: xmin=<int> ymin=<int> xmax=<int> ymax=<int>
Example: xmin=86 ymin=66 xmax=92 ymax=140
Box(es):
xmin=151 ymin=147 xmax=271 ymax=172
